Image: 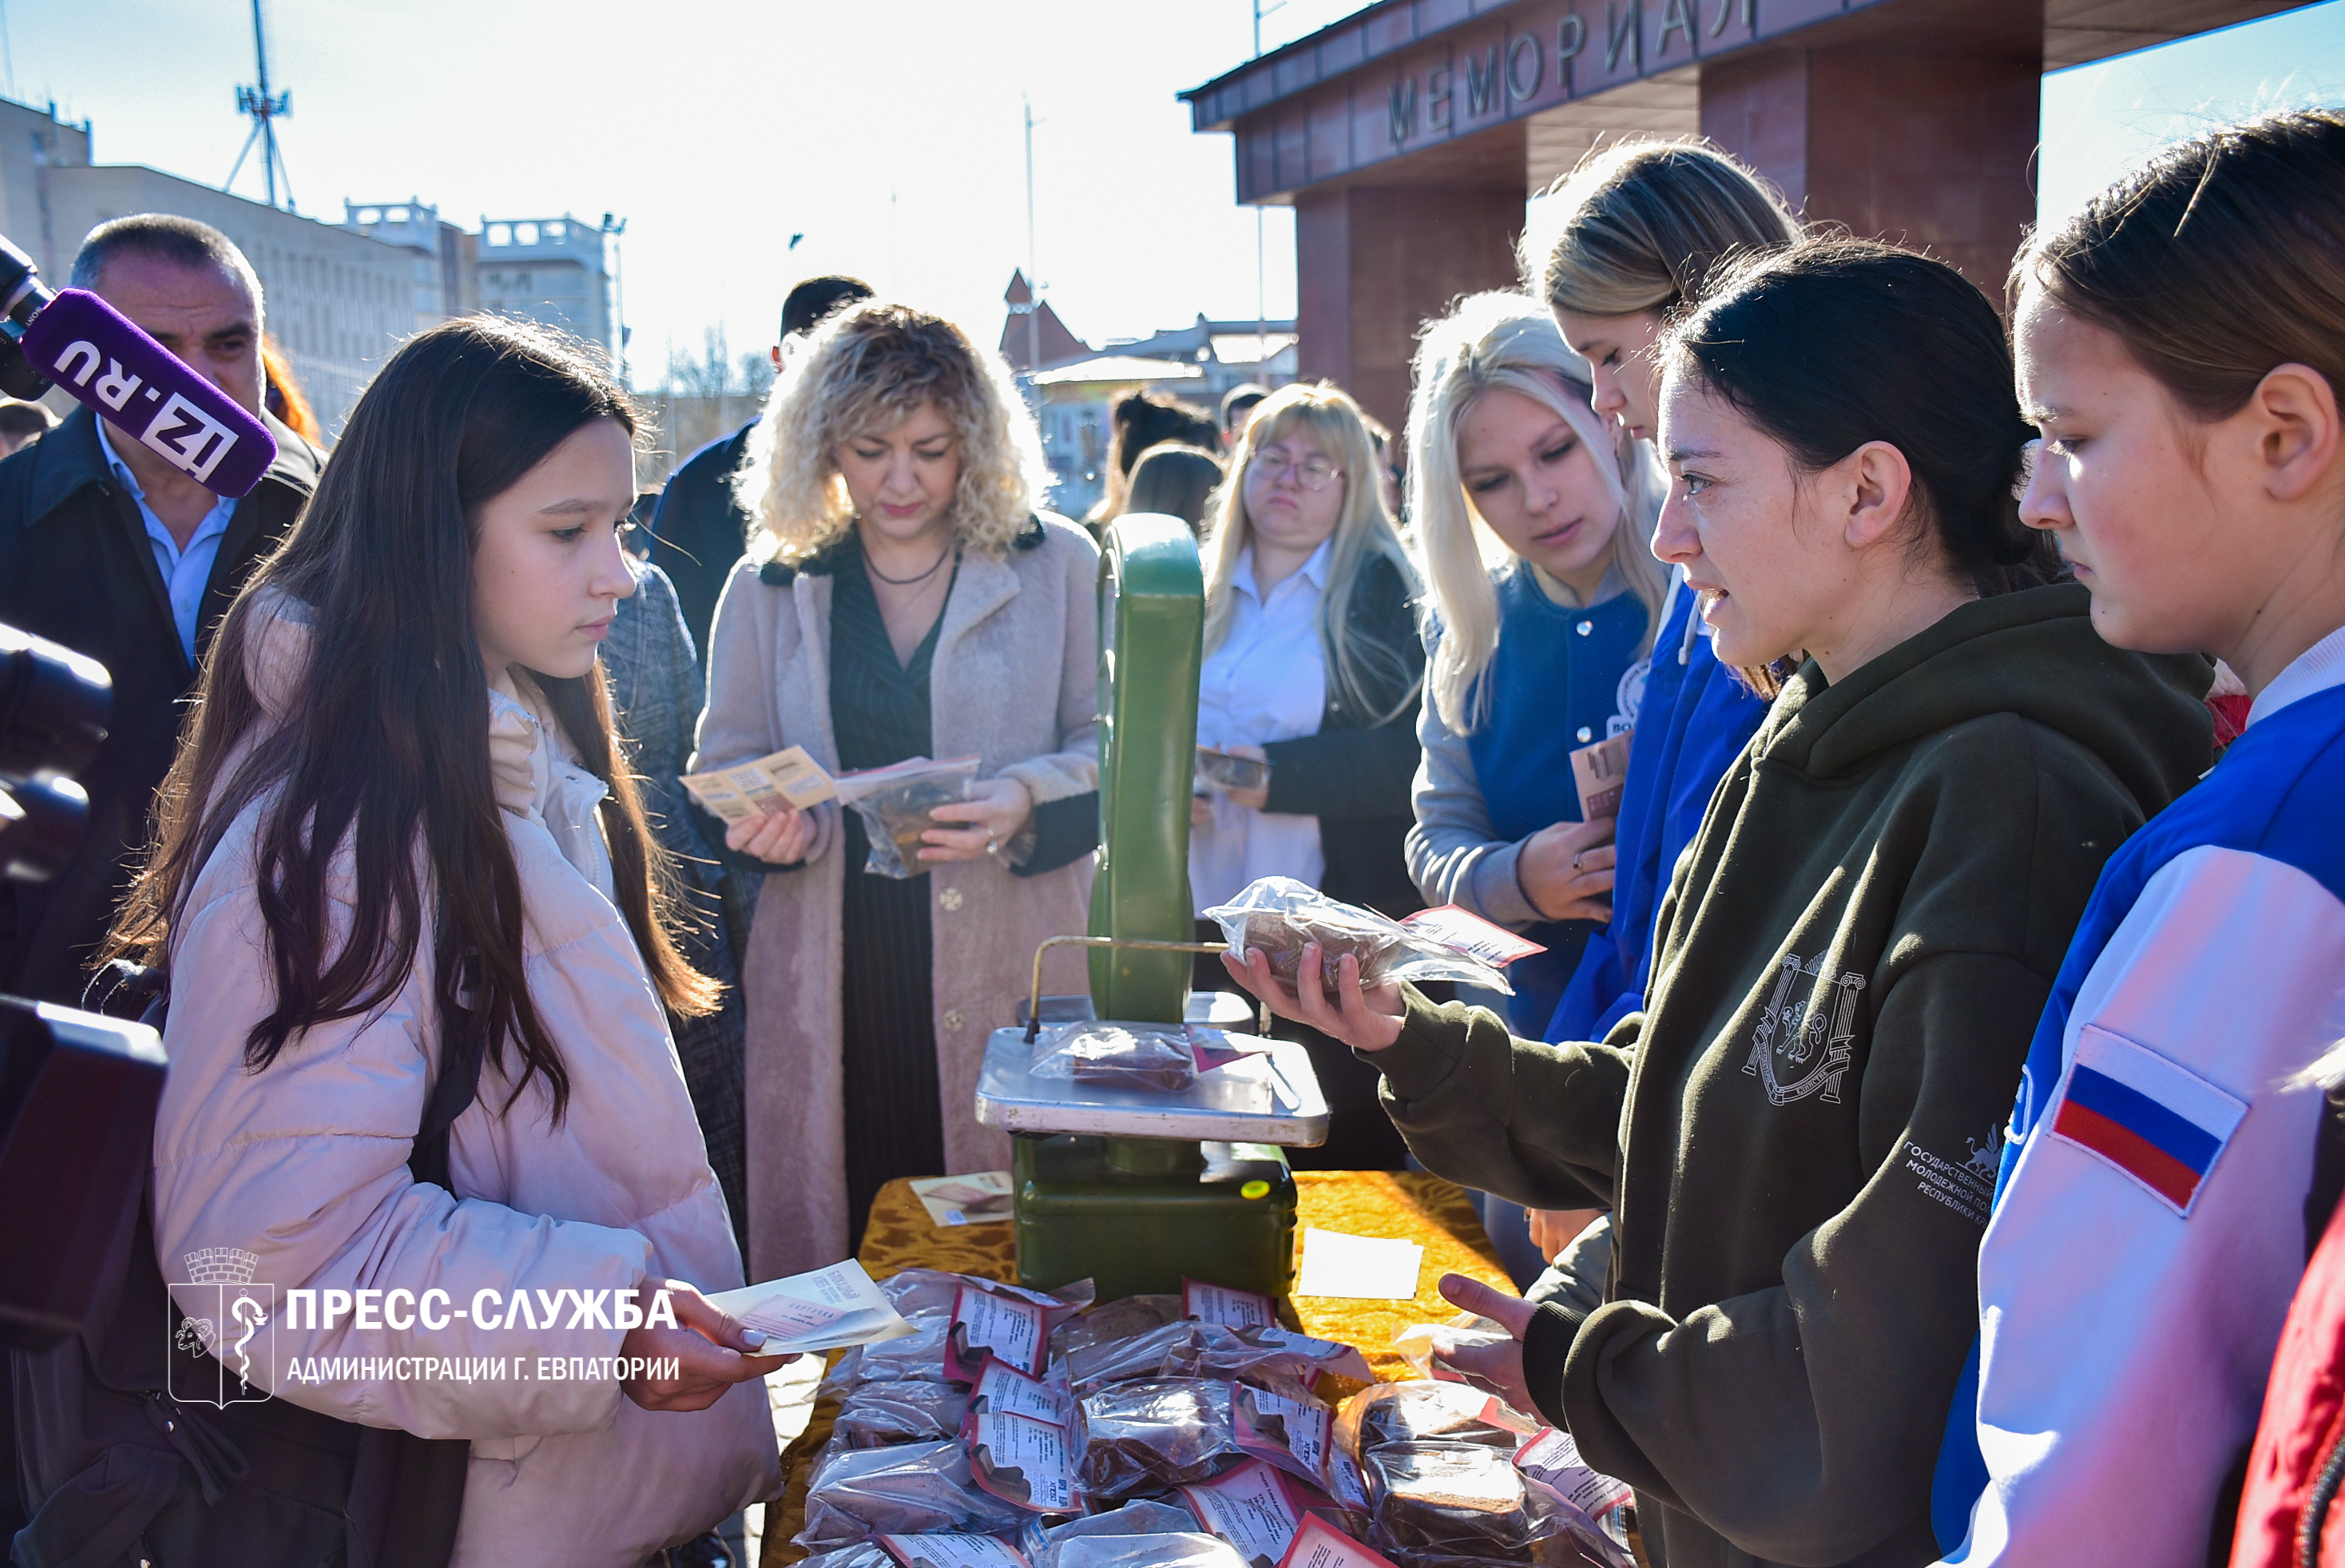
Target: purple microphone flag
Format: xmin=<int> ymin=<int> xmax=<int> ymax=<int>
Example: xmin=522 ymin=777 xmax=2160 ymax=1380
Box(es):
xmin=20 ymin=288 xmax=278 ymax=498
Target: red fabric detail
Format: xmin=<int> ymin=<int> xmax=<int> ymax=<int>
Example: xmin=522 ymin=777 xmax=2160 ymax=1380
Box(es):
xmin=2052 ymin=1098 xmax=2204 ymax=1209
xmin=2230 ymin=1194 xmax=2345 ymax=1566
xmin=2211 ymin=693 xmax=2254 ymax=753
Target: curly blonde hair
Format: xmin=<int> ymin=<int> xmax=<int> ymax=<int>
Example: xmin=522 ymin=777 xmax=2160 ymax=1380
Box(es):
xmin=733 ymin=300 xmax=1048 ymax=563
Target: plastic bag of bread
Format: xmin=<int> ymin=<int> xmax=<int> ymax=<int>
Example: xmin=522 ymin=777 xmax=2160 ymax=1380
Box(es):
xmin=1022 ymin=1497 xmax=1197 ymax=1562
xmin=795 ymin=1545 xmax=895 ymax=1568
xmin=1340 ymin=1382 xmax=1539 ymax=1457
xmin=835 ymin=1380 xmax=974 ymax=1448
xmin=1075 ymin=1379 xmax=1244 ymax=1499
xmin=1361 ymin=1443 xmax=1558 ymax=1565
xmin=829 ymin=1319 xmax=954 ymax=1396
xmin=1046 ymin=1534 xmax=1251 ymax=1568
xmin=797 ymin=1439 xmax=1030 ymax=1550
xmin=1031 ymin=1021 xmax=1200 ymax=1094
xmin=1067 ymin=1322 xmax=1371 ymax=1396
xmin=1046 ymin=1294 xmax=1184 ymax=1364
xmin=1204 ymin=878 xmax=1538 ymax=996
xmin=1390 ymin=1316 xmax=1520 ymax=1385
xmin=835 ymin=755 xmax=981 ymax=879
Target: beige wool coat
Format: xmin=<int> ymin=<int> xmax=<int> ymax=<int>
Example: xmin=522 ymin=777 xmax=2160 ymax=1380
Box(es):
xmin=695 ymin=517 xmax=1101 ymax=1280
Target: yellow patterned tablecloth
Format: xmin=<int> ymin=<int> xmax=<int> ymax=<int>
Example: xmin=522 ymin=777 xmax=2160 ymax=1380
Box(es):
xmin=760 ymin=1169 xmax=1508 ymax=1565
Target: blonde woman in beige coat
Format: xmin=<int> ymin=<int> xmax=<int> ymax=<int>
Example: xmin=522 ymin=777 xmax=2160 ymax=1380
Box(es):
xmin=696 ymin=302 xmax=1100 ymax=1280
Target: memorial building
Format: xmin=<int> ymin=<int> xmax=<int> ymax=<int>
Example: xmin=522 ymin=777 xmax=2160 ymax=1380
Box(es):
xmin=1183 ymin=0 xmax=2304 ymax=428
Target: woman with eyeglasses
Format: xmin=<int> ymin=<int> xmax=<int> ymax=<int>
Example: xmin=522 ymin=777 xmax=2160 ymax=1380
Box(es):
xmin=1188 ymin=381 xmax=1425 ymax=1169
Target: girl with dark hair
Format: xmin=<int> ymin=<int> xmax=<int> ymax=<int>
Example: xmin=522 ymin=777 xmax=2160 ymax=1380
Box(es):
xmin=1224 ymin=240 xmax=2212 ymax=1566
xmin=110 ymin=316 xmax=784 ymax=1562
xmin=1927 ymin=109 xmax=2345 ymax=1568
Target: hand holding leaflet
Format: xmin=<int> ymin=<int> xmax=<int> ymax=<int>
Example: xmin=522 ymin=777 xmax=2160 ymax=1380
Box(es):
xmin=704 ymin=1260 xmax=916 ymax=1356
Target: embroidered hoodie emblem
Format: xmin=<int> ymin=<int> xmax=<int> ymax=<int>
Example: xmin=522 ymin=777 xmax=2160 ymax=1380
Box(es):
xmin=1744 ymin=951 xmax=1867 ymax=1105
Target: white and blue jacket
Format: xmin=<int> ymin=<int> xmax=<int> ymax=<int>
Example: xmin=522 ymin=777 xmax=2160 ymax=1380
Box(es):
xmin=1931 ymin=623 xmax=2345 ymax=1565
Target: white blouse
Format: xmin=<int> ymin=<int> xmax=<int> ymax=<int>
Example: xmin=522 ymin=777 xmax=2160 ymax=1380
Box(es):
xmin=1190 ymin=540 xmax=1331 ymax=914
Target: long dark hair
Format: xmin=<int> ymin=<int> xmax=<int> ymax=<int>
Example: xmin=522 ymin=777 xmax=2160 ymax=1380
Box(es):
xmin=109 ymin=316 xmax=716 ymax=1121
xmin=1664 ymin=238 xmax=2061 ymax=602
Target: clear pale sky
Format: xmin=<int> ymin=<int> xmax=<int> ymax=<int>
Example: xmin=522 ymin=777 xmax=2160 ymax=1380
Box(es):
xmin=0 ymin=0 xmax=1363 ymax=387
xmin=5 ymin=0 xmax=2337 ymax=394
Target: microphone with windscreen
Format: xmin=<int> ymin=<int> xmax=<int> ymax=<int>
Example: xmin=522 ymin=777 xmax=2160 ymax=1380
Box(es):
xmin=0 ymin=232 xmax=277 ymax=498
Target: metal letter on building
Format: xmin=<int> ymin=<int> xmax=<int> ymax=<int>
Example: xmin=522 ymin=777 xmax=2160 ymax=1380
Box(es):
xmin=1507 ymin=35 xmax=1545 ymax=99
xmin=1712 ymin=0 xmax=1756 ymax=36
xmin=1466 ymin=46 xmax=1501 ymax=115
xmin=1389 ymin=75 xmax=1418 ymax=144
xmin=1558 ymin=12 xmax=1587 ymax=62
xmin=1605 ymin=0 xmax=1643 ymax=70
xmin=1426 ymin=64 xmax=1454 ymax=129
xmin=1659 ymin=0 xmax=1698 ymax=53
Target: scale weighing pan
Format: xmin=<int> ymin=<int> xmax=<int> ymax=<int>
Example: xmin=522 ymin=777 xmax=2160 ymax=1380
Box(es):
xmin=974 ymin=1022 xmax=1330 ymax=1145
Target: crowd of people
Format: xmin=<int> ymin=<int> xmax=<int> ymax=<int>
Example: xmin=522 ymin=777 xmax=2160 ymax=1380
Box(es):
xmin=0 ymin=105 xmax=2338 ymax=1568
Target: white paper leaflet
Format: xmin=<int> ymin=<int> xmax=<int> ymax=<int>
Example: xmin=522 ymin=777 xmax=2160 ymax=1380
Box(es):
xmin=970 ymin=1409 xmax=1081 ymax=1513
xmin=879 ymin=1534 xmax=1030 ymax=1568
xmin=970 ymin=1356 xmax=1076 ymax=1429
xmin=1185 ymin=1279 xmax=1280 ymax=1328
xmin=1276 ymin=1514 xmax=1397 ymax=1568
xmin=679 ymin=744 xmax=837 ymax=823
xmin=704 ymin=1260 xmax=913 ymax=1355
xmin=949 ymin=1286 xmax=1049 ymax=1379
xmin=1181 ymin=1459 xmax=1309 ymax=1568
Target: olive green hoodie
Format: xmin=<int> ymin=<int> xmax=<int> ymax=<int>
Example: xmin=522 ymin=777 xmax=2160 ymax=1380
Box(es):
xmin=1368 ymin=584 xmax=2211 ymax=1568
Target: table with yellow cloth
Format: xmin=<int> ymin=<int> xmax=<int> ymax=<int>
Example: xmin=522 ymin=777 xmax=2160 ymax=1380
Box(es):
xmin=760 ymin=1169 xmax=1512 ymax=1566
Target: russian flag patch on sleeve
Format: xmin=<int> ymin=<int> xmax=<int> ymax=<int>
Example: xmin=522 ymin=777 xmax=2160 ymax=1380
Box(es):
xmin=2048 ymin=1026 xmax=2248 ymax=1216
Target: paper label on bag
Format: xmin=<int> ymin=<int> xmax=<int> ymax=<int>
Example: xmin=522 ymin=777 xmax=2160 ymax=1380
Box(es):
xmin=969 ymin=1409 xmax=1081 ymax=1513
xmin=968 ymin=1355 xmax=1075 ymax=1429
xmin=879 ymin=1535 xmax=1030 ymax=1568
xmin=1397 ymin=906 xmax=1545 ymax=969
xmin=1181 ymin=1459 xmax=1306 ymax=1568
xmin=1322 ymin=1446 xmax=1370 ymax=1511
xmin=705 ymin=1259 xmax=914 ymax=1354
xmin=1569 ymin=729 xmax=1633 ymax=820
xmin=680 ymin=744 xmax=837 ymax=823
xmin=948 ymin=1285 xmax=1047 ymax=1379
xmin=1516 ymin=1427 xmax=1633 ymax=1516
xmin=1233 ymin=1384 xmax=1333 ymax=1486
xmin=1276 ymin=1513 xmax=1395 ymax=1568
xmin=1184 ymin=1278 xmax=1279 ymax=1328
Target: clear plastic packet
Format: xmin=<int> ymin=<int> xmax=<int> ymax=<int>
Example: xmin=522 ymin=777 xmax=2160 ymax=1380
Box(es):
xmin=1168 ymin=1325 xmax=1376 ymax=1390
xmin=1047 ymin=1294 xmax=1184 ymax=1366
xmin=1022 ymin=1497 xmax=1197 ymax=1563
xmin=1180 ymin=1458 xmax=1371 ymax=1568
xmin=947 ymin=1280 xmax=1103 ymax=1380
xmin=1196 ymin=747 xmax=1272 ymax=794
xmin=1511 ymin=1430 xmax=1635 ymax=1568
xmin=833 ymin=1319 xmax=954 ymax=1394
xmin=970 ymin=1408 xmax=1084 ymax=1513
xmin=1339 ymin=1383 xmax=1538 ymax=1458
xmin=1031 ymin=1021 xmax=1199 ymax=1094
xmin=1232 ymin=1383 xmax=1337 ymax=1490
xmin=1359 ymin=1443 xmax=1555 ymax=1566
xmin=836 ymin=755 xmax=982 ymax=879
xmin=1184 ymin=1279 xmax=1280 ymax=1330
xmin=798 ymin=1545 xmax=896 ymax=1568
xmin=875 ymin=1535 xmax=1033 ymax=1568
xmin=1075 ymin=1379 xmax=1244 ymax=1499
xmin=800 ymin=1439 xmax=1034 ymax=1550
xmin=1389 ymin=1316 xmax=1516 ymax=1385
xmin=967 ymin=1356 xmax=1077 ymax=1430
xmin=884 ymin=1268 xmax=988 ymax=1322
xmin=1203 ymin=879 xmax=1541 ymax=997
xmin=1047 ymin=1534 xmax=1250 ymax=1568
xmin=838 ymin=1379 xmax=974 ymax=1448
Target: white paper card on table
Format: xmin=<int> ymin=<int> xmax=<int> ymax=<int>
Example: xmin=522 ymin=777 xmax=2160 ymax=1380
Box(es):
xmin=947 ymin=1284 xmax=1048 ymax=1379
xmin=1276 ymin=1514 xmax=1397 ymax=1568
xmin=880 ymin=1534 xmax=1032 ymax=1568
xmin=1184 ymin=1277 xmax=1280 ymax=1328
xmin=1180 ymin=1459 xmax=1307 ymax=1568
xmin=969 ymin=1354 xmax=1076 ymax=1429
xmin=1293 ymin=1229 xmax=1422 ymax=1300
xmin=704 ymin=1259 xmax=914 ymax=1354
xmin=969 ymin=1408 xmax=1081 ymax=1512
xmin=911 ymin=1171 xmax=1015 ymax=1226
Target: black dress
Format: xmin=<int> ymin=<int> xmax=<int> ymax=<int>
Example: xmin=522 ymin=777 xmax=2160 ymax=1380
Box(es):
xmin=831 ymin=538 xmax=955 ymax=1247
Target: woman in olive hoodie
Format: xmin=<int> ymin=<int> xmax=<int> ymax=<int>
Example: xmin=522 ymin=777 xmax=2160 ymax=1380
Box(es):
xmin=1225 ymin=242 xmax=2213 ymax=1568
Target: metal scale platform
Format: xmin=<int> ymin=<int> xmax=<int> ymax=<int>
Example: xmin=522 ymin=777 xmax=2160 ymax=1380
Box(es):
xmin=971 ymin=514 xmax=1328 ymax=1300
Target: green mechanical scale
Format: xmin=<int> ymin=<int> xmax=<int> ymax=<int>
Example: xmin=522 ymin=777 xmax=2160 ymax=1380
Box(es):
xmin=972 ymin=514 xmax=1329 ymax=1300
